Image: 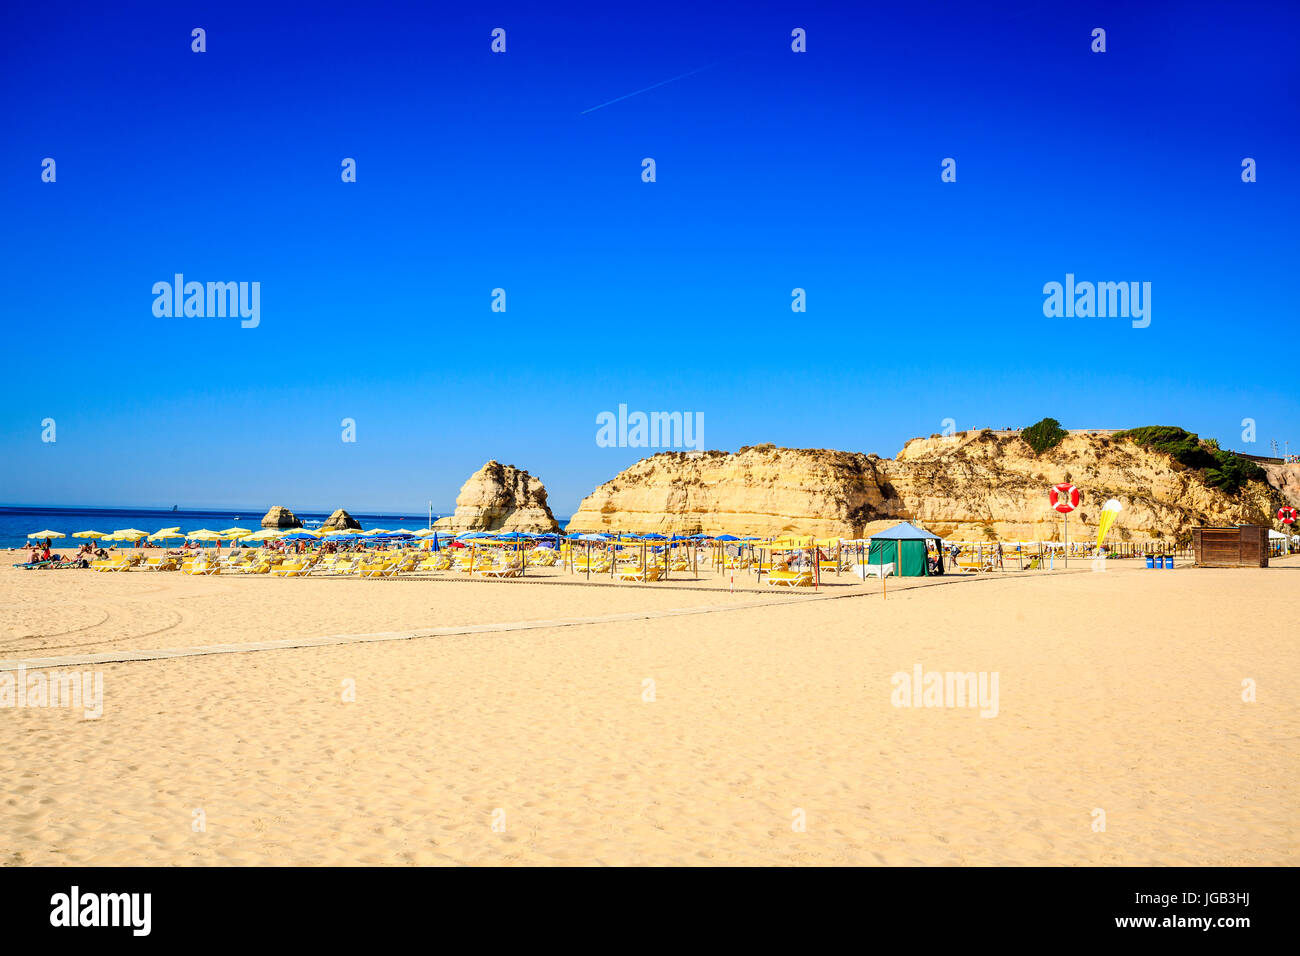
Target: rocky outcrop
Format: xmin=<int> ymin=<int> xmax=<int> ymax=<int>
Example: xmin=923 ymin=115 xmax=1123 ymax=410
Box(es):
xmin=433 ymin=461 xmax=560 ymax=533
xmin=879 ymin=430 xmax=1284 ymax=541
xmin=1259 ymin=461 xmax=1300 ymax=510
xmin=261 ymin=506 xmax=302 ymax=529
xmin=320 ymin=509 xmax=362 ymax=531
xmin=566 ymin=446 xmax=894 ymax=537
xmin=567 ymin=432 xmax=1288 ymax=541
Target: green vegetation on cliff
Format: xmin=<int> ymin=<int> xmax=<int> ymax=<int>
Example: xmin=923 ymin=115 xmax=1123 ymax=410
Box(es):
xmin=1113 ymin=426 xmax=1265 ymax=495
xmin=1020 ymin=417 xmax=1068 ymax=455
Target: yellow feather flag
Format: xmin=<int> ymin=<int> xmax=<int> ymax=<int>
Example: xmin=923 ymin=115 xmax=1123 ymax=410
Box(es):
xmin=1096 ymin=499 xmax=1123 ymax=547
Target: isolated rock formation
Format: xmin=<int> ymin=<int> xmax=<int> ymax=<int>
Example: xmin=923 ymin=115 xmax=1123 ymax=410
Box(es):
xmin=433 ymin=461 xmax=560 ymax=533
xmin=566 ymin=432 xmax=1287 ymax=541
xmin=320 ymin=509 xmax=362 ymax=531
xmin=260 ymin=505 xmax=302 ymax=529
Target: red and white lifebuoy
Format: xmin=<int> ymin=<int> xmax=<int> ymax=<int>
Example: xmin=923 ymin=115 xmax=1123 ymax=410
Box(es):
xmin=1279 ymin=506 xmax=1297 ymax=525
xmin=1049 ymin=483 xmax=1080 ymax=514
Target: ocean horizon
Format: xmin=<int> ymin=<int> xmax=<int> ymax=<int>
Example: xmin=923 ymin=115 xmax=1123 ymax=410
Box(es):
xmin=0 ymin=505 xmax=571 ymax=548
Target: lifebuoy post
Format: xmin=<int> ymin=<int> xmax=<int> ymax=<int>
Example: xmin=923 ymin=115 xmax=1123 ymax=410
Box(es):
xmin=1049 ymin=483 xmax=1081 ymax=568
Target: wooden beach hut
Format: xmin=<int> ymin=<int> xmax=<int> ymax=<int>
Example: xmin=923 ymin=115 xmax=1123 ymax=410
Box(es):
xmin=1192 ymin=526 xmax=1268 ymax=567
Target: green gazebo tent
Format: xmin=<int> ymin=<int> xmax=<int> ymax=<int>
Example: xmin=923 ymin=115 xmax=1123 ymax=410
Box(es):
xmin=867 ymin=521 xmax=945 ymax=576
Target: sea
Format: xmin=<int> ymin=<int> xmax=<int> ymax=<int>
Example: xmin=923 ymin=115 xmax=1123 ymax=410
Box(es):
xmin=0 ymin=505 xmax=438 ymax=549
xmin=0 ymin=506 xmax=574 ymax=548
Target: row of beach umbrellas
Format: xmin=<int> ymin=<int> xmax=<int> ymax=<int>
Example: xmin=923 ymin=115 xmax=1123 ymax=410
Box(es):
xmin=27 ymin=527 xmax=775 ymax=546
xmin=25 ymin=526 xmax=452 ymax=544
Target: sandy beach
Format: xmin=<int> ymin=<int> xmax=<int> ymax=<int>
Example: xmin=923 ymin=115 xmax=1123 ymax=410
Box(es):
xmin=1 ymin=553 xmax=1296 ymax=866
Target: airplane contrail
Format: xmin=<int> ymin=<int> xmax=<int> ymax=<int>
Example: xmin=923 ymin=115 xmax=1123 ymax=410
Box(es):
xmin=580 ymin=62 xmax=720 ymax=114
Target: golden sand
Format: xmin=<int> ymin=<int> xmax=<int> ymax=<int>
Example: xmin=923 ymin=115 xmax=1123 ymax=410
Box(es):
xmin=1 ymin=553 xmax=1296 ymax=866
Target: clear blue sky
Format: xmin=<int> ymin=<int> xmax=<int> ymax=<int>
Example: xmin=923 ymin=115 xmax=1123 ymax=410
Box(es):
xmin=2 ymin=0 xmax=1297 ymax=516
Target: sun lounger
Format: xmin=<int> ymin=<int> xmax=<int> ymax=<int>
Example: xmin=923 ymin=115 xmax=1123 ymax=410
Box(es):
xmin=855 ymin=562 xmax=893 ymax=579
xmin=766 ymin=569 xmax=814 ymax=588
xmin=357 ymin=559 xmax=398 ymax=579
xmin=477 ymin=558 xmax=524 ymax=578
xmin=93 ymin=557 xmax=134 ymax=572
xmin=617 ymin=565 xmax=663 ymax=582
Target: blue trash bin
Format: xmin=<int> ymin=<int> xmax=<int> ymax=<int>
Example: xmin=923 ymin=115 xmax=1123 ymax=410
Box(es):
xmin=1145 ymin=556 xmax=1155 ymax=569
xmin=1165 ymin=555 xmax=1174 ymax=569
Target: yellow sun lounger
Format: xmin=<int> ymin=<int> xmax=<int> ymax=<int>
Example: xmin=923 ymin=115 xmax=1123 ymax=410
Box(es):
xmin=766 ymin=569 xmax=814 ymax=588
xmin=92 ymin=557 xmax=132 ymax=572
xmin=357 ymin=560 xmax=398 ymax=579
xmin=476 ymin=560 xmax=524 ymax=578
xmin=617 ymin=565 xmax=663 ymax=582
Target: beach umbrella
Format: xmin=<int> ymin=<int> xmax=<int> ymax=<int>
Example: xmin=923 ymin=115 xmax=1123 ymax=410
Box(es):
xmin=187 ymin=529 xmax=222 ymax=541
xmin=102 ymin=528 xmax=149 ymax=543
xmin=243 ymin=529 xmax=283 ymax=541
xmin=218 ymin=527 xmax=254 ymax=539
xmin=73 ymin=530 xmax=107 ymax=539
xmin=28 ymin=529 xmax=66 ymax=539
xmin=148 ymin=529 xmax=187 ymax=541
xmin=280 ymin=531 xmax=318 ymax=541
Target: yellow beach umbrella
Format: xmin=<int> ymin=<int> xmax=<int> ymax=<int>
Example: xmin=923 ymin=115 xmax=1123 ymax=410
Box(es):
xmin=73 ymin=530 xmax=107 ymax=539
xmin=186 ymin=529 xmax=222 ymax=541
xmin=218 ymin=527 xmax=253 ymax=539
xmin=243 ymin=529 xmax=282 ymax=541
xmin=28 ymin=529 xmax=66 ymax=539
xmin=148 ymin=528 xmax=187 ymax=541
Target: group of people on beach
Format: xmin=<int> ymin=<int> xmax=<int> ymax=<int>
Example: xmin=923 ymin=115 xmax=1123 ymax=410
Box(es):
xmin=25 ymin=540 xmax=108 ymax=568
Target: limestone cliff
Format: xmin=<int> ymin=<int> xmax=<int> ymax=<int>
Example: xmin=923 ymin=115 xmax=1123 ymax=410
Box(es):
xmin=880 ymin=431 xmax=1284 ymax=541
xmin=434 ymin=461 xmax=560 ymax=533
xmin=1259 ymin=461 xmax=1300 ymax=510
xmin=566 ymin=446 xmax=894 ymax=537
xmin=566 ymin=432 xmax=1287 ymax=541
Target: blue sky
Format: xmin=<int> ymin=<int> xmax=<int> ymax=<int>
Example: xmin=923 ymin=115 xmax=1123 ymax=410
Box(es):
xmin=2 ymin=0 xmax=1297 ymax=516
